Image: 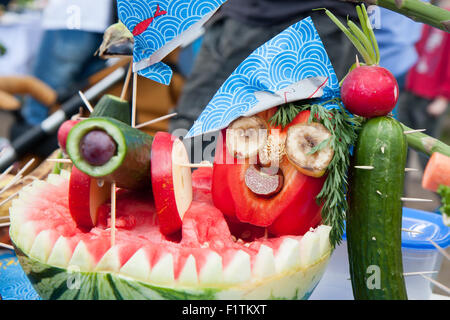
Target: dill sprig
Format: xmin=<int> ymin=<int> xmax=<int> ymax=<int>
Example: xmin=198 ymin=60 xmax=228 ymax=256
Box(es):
xmin=270 ymin=100 xmax=363 ymax=247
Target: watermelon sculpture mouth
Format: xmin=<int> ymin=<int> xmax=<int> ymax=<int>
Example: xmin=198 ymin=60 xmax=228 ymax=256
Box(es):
xmin=9 ymin=169 xmax=332 ymax=300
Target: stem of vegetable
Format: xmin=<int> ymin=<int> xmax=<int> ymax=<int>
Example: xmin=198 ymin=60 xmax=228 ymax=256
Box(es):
xmin=360 ymin=4 xmax=380 ymax=64
xmin=51 ymin=150 xmax=63 ymax=175
xmin=347 ymin=20 xmax=376 ymax=64
xmin=343 ymin=0 xmax=450 ymax=32
xmin=324 ymin=9 xmax=373 ymax=63
xmin=400 ymin=123 xmax=450 ymax=157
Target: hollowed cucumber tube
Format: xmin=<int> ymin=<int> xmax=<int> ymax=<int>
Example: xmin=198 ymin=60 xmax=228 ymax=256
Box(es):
xmin=66 ymin=117 xmax=153 ymax=190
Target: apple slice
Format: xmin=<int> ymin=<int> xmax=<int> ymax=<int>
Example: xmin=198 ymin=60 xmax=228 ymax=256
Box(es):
xmin=69 ymin=166 xmax=112 ymax=230
xmin=58 ymin=119 xmax=81 ymax=154
xmin=151 ymin=132 xmax=193 ymax=236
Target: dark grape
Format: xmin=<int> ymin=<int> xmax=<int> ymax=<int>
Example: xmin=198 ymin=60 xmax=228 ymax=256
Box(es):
xmin=80 ymin=130 xmax=117 ymax=166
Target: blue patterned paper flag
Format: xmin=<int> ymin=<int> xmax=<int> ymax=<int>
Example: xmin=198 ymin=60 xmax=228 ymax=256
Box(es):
xmin=0 ymin=252 xmax=40 ymax=300
xmin=186 ymin=17 xmax=340 ymax=138
xmin=117 ymin=0 xmax=226 ymax=85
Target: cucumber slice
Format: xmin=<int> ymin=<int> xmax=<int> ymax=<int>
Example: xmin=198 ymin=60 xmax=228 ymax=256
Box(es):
xmin=90 ymin=94 xmax=131 ymax=125
xmin=66 ymin=117 xmax=153 ymax=190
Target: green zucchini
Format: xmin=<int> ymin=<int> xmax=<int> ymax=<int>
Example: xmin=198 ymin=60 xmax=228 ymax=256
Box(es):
xmin=90 ymin=94 xmax=131 ymax=125
xmin=347 ymin=116 xmax=408 ymax=300
xmin=66 ymin=117 xmax=153 ymax=190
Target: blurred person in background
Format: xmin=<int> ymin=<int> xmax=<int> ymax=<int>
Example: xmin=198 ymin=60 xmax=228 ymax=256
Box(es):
xmin=17 ymin=0 xmax=115 ymax=129
xmin=169 ymin=0 xmax=359 ymax=135
xmin=372 ymin=5 xmax=424 ymax=118
xmin=397 ymin=0 xmax=450 ymax=170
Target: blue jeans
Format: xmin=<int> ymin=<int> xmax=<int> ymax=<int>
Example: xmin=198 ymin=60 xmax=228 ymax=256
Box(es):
xmin=21 ymin=29 xmax=105 ymax=125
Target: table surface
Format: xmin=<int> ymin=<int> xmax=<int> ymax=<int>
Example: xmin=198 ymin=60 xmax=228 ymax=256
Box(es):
xmin=1 ymin=249 xmax=448 ymax=301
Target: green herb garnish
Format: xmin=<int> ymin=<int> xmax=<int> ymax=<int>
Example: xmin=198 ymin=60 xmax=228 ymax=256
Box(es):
xmin=270 ymin=99 xmax=363 ymax=247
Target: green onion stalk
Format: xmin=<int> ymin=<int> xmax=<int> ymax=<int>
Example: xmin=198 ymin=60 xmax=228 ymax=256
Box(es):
xmin=341 ymin=0 xmax=450 ymax=32
xmin=400 ymin=123 xmax=450 ymax=158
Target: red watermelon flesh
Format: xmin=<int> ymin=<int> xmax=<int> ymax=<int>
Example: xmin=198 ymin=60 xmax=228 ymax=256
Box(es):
xmin=11 ymin=169 xmax=329 ymax=282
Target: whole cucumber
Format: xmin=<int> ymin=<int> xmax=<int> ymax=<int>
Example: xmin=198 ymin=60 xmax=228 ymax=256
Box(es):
xmin=347 ymin=116 xmax=408 ymax=300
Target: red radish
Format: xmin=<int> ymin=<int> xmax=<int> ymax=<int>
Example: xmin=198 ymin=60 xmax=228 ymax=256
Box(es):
xmin=58 ymin=120 xmax=80 ymax=153
xmin=69 ymin=166 xmax=112 ymax=230
xmin=422 ymin=152 xmax=450 ymax=192
xmin=340 ymin=65 xmax=399 ymax=118
xmin=151 ymin=132 xmax=193 ymax=236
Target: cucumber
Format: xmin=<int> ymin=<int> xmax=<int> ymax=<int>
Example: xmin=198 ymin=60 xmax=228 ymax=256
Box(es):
xmin=90 ymin=94 xmax=131 ymax=125
xmin=66 ymin=117 xmax=153 ymax=190
xmin=347 ymin=116 xmax=408 ymax=300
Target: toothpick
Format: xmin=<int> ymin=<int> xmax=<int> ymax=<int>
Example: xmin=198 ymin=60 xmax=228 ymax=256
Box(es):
xmin=0 ymin=242 xmax=13 ymax=250
xmin=403 ymin=129 xmax=426 ymax=134
xmin=0 ymin=222 xmax=11 ymax=228
xmin=135 ymin=113 xmax=178 ymax=129
xmin=0 ymin=215 xmax=10 ymax=220
xmin=354 ymin=165 xmax=374 ymax=170
xmin=47 ymin=158 xmax=73 ymax=164
xmin=132 ymin=72 xmax=137 ymax=128
xmin=355 ymin=54 xmax=360 ymax=68
xmin=175 ymin=161 xmax=213 ymax=168
xmin=405 ymin=168 xmax=419 ymax=172
xmin=0 ymin=164 xmax=14 ymax=183
xmin=347 ymin=271 xmax=439 ymax=281
xmin=120 ymin=62 xmax=133 ymax=100
xmin=0 ymin=158 xmax=35 ymax=196
xmin=0 ymin=181 xmax=33 ymax=208
xmin=428 ymin=239 xmax=450 ymax=261
xmin=400 ymin=197 xmax=433 ymax=202
xmin=420 ymin=274 xmax=450 ymax=295
xmin=402 ymin=228 xmax=424 ymax=234
xmin=403 ymin=271 xmax=439 ymax=276
xmin=110 ymin=182 xmax=116 ymax=247
xmin=78 ymin=91 xmax=94 ymax=113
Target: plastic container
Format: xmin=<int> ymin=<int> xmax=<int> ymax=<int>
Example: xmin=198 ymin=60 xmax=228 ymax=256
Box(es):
xmin=310 ymin=207 xmax=450 ymax=300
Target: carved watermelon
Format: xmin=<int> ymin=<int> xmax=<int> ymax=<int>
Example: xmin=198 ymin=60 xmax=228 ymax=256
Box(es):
xmin=9 ymin=170 xmax=332 ymax=300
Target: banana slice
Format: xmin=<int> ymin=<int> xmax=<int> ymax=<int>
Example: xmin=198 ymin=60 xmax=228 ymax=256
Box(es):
xmin=285 ymin=123 xmax=334 ymax=177
xmin=258 ymin=132 xmax=286 ymax=168
xmin=226 ymin=116 xmax=268 ymax=159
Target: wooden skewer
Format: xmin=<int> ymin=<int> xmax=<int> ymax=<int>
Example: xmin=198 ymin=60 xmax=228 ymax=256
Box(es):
xmin=428 ymin=239 xmax=450 ymax=261
xmin=0 ymin=222 xmax=11 ymax=228
xmin=0 ymin=164 xmax=14 ymax=183
xmin=0 ymin=181 xmax=34 ymax=208
xmin=347 ymin=271 xmax=439 ymax=281
xmin=135 ymin=113 xmax=178 ymax=129
xmin=110 ymin=182 xmax=116 ymax=247
xmin=402 ymin=228 xmax=424 ymax=234
xmin=120 ymin=62 xmax=133 ymax=100
xmin=400 ymin=197 xmax=433 ymax=202
xmin=403 ymin=271 xmax=439 ymax=276
xmin=0 ymin=215 xmax=9 ymax=220
xmin=405 ymin=168 xmax=419 ymax=172
xmin=0 ymin=158 xmax=35 ymax=196
xmin=47 ymin=158 xmax=73 ymax=164
xmin=0 ymin=242 xmax=13 ymax=250
xmin=78 ymin=90 xmax=94 ymax=113
xmin=132 ymin=72 xmax=138 ymax=128
xmin=175 ymin=161 xmax=213 ymax=168
xmin=420 ymin=274 xmax=450 ymax=295
xmin=403 ymin=129 xmax=426 ymax=134
xmin=354 ymin=165 xmax=374 ymax=170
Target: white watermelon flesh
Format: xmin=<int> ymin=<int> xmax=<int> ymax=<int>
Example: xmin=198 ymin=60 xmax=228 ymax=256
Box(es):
xmin=9 ymin=170 xmax=332 ymax=300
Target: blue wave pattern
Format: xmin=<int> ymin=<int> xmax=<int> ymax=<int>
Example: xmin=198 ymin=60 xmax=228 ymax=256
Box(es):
xmin=186 ymin=17 xmax=340 ymax=138
xmin=117 ymin=0 xmax=225 ymax=84
xmin=0 ymin=253 xmax=40 ymax=300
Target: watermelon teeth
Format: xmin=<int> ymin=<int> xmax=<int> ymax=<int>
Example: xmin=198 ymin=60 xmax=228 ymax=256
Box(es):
xmin=10 ymin=171 xmax=333 ymax=299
